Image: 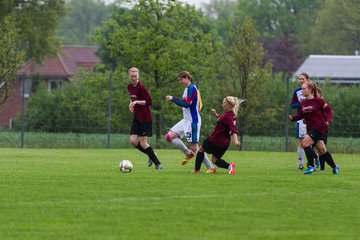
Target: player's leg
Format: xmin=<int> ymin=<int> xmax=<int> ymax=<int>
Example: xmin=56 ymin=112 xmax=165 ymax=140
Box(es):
xmin=194 ymin=145 xmax=205 ymax=173
xmin=139 ymin=121 xmax=162 ymax=169
xmin=130 ymin=118 xmax=146 ymax=151
xmin=302 ymin=134 xmax=317 ymax=174
xmin=315 ymin=140 xmax=339 ymax=174
xmin=138 ymin=136 xmax=161 ymax=168
xmin=296 ymin=121 xmax=306 ymax=170
xmin=165 ymin=120 xmax=193 ymax=160
xmin=205 ymin=141 xmax=232 ymax=174
xmin=193 ymin=138 xmax=216 ymax=173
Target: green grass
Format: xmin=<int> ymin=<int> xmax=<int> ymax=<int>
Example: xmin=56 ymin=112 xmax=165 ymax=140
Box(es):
xmin=1 ymin=149 xmax=359 ymax=240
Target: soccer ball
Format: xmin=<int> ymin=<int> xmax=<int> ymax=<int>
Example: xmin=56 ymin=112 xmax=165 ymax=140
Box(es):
xmin=119 ymin=160 xmax=133 ymax=173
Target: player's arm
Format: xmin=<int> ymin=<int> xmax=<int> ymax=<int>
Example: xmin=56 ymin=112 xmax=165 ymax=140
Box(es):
xmin=170 ymin=97 xmax=191 ymax=108
xmin=139 ymin=85 xmax=152 ymax=106
xmin=323 ymin=102 xmax=333 ymax=125
xmin=171 ymin=85 xmax=197 ymax=108
xmin=130 ymin=85 xmax=152 ymax=108
xmin=232 ymin=133 xmax=241 ymax=147
xmin=289 ymin=104 xmax=304 ymax=121
xmin=211 ymin=109 xmax=220 ymax=118
xmin=129 ymin=100 xmax=134 ymax=112
xmin=225 ymin=115 xmax=240 ymax=147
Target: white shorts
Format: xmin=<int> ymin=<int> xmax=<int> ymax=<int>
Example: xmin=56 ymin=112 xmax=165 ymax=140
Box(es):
xmin=296 ymin=120 xmax=307 ymax=139
xmin=170 ymin=119 xmax=201 ymax=143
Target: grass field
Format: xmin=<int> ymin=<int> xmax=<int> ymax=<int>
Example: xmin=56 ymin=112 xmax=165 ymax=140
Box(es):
xmin=1 ymin=148 xmax=359 ymax=240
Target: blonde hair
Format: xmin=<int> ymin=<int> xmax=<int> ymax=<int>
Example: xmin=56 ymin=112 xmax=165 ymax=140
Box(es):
xmin=128 ymin=67 xmax=139 ymax=76
xmin=224 ymin=96 xmax=245 ymax=117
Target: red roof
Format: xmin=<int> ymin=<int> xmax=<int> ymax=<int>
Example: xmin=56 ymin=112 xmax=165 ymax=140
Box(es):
xmin=18 ymin=46 xmax=100 ymax=79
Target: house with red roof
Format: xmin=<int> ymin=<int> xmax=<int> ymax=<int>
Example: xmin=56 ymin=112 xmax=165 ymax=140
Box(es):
xmin=0 ymin=46 xmax=101 ymax=129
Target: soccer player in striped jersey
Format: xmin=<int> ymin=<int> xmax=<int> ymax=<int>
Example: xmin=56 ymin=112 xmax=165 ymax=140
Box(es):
xmin=194 ymin=96 xmax=244 ymax=174
xmin=127 ymin=67 xmax=162 ymax=169
xmin=165 ymin=71 xmax=215 ymax=173
xmin=289 ymin=81 xmax=339 ymax=174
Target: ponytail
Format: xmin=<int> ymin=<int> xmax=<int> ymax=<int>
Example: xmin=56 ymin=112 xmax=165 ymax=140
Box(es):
xmin=225 ymin=96 xmax=246 ymax=117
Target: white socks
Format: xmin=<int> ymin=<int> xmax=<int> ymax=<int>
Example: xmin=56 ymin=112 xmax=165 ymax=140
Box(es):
xmin=297 ymin=146 xmax=305 ymax=167
xmin=170 ymin=138 xmax=191 ymax=156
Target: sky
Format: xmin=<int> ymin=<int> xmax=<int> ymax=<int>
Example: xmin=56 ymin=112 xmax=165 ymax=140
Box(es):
xmin=104 ymin=0 xmax=211 ymax=9
xmin=180 ymin=0 xmax=210 ymax=8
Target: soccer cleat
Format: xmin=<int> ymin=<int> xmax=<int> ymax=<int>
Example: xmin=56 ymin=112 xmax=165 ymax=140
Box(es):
xmin=304 ymin=166 xmax=316 ymax=174
xmin=148 ymin=151 xmax=158 ymax=167
xmin=148 ymin=158 xmax=153 ymax=167
xmin=181 ymin=151 xmax=195 ymax=165
xmin=206 ymin=168 xmax=216 ymax=174
xmin=315 ymin=158 xmax=320 ymax=168
xmin=155 ymin=164 xmax=163 ymax=170
xmin=192 ymin=170 xmax=200 ymax=174
xmin=332 ymin=166 xmax=340 ymax=174
xmin=228 ymin=163 xmax=236 ymax=174
xmin=298 ymin=165 xmax=304 ymax=170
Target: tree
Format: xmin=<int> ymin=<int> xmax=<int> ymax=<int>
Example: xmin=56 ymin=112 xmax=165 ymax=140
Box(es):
xmin=218 ymin=17 xmax=273 ymax=149
xmin=236 ymin=0 xmax=324 ymax=41
xmin=0 ymin=17 xmax=25 ymax=105
xmin=21 ymin=70 xmax=129 ymax=133
xmin=58 ymin=0 xmax=115 ymax=45
xmin=310 ymin=0 xmax=360 ymax=54
xmin=263 ymin=30 xmax=302 ymax=81
xmin=0 ymin=0 xmax=66 ymax=62
xmin=95 ymin=0 xmax=220 ymax=147
xmin=202 ymin=0 xmax=321 ymax=76
xmin=202 ymin=0 xmax=238 ymax=38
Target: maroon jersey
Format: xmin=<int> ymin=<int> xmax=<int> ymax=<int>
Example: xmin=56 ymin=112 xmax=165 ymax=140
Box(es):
xmin=291 ymin=97 xmax=329 ymax=135
xmin=127 ymin=81 xmax=152 ymax=123
xmin=209 ymin=111 xmax=237 ymax=149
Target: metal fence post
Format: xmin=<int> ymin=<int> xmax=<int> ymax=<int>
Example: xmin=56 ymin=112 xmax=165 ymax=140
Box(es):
xmin=107 ymin=73 xmax=112 ymax=148
xmin=20 ymin=76 xmax=25 ymax=148
xmin=284 ymin=77 xmax=290 ymax=152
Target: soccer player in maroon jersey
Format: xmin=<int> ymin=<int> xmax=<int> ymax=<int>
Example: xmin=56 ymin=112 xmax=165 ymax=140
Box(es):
xmin=127 ymin=67 xmax=162 ymax=169
xmin=194 ymin=96 xmax=244 ymax=174
xmin=289 ymin=82 xmax=339 ymax=174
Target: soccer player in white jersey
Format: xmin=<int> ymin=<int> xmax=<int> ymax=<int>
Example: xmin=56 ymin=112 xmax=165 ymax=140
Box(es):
xmin=165 ymin=71 xmax=215 ymax=173
xmin=290 ymin=72 xmax=310 ymax=170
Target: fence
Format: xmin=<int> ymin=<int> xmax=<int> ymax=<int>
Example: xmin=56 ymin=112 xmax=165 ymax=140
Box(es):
xmin=0 ymin=75 xmax=359 ymax=153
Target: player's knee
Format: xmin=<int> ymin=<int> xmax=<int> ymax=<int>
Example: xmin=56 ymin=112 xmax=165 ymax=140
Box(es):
xmin=318 ymin=147 xmax=327 ymax=155
xmin=301 ymin=142 xmax=310 ymax=148
xmin=165 ymin=133 xmax=172 ymax=142
xmin=130 ymin=139 xmax=138 ymax=146
xmin=199 ymin=145 xmax=204 ymax=153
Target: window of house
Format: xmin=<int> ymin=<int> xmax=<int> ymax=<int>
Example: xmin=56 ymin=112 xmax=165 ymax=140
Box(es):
xmin=21 ymin=79 xmax=32 ymax=98
xmin=48 ymin=79 xmax=64 ymax=91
